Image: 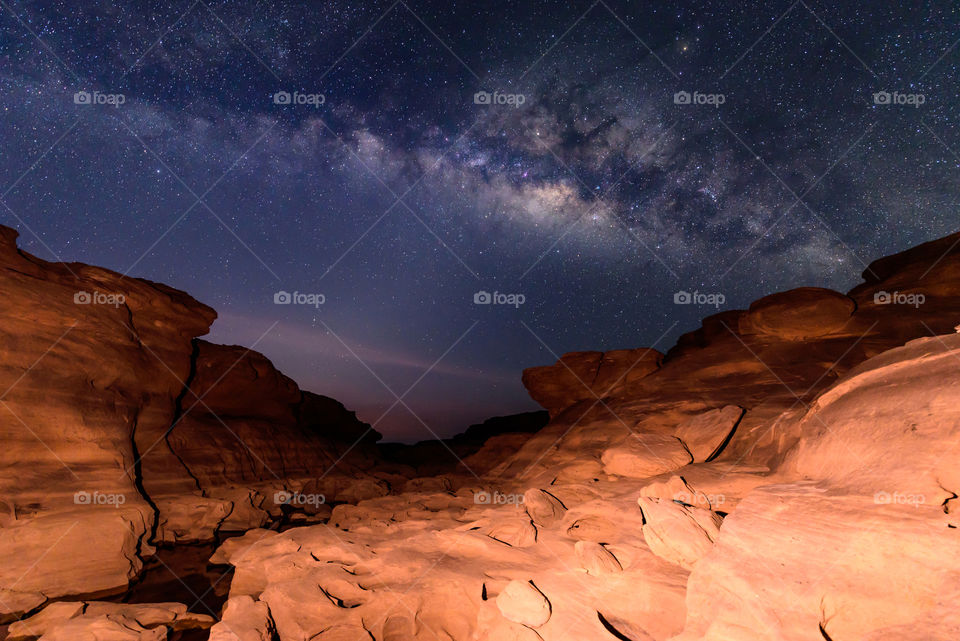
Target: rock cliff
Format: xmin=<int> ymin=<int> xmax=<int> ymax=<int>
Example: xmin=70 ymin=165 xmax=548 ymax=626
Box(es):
xmin=0 ymin=226 xmax=383 ymax=620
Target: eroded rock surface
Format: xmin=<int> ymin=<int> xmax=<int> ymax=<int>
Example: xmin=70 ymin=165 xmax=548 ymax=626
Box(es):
xmin=5 ymin=225 xmax=960 ymax=640
xmin=0 ymin=225 xmax=387 ymax=618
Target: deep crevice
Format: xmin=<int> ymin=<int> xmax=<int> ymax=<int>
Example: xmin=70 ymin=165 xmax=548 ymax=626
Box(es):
xmin=129 ymin=408 xmax=162 ymax=550
xmin=705 ymin=406 xmax=747 ymax=462
xmin=819 ymin=622 xmax=835 ymax=640
xmin=597 ymin=612 xmax=638 ymax=640
xmin=165 ymin=338 xmax=203 ymax=492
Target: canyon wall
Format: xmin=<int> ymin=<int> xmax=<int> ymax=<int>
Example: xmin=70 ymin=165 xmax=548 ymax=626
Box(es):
xmin=0 ymin=226 xmax=382 ymax=620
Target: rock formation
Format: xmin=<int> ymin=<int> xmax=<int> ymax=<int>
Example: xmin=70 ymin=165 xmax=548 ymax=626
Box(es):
xmin=0 ymin=225 xmax=385 ymax=622
xmin=3 ymin=225 xmax=960 ymax=640
xmin=198 ymin=229 xmax=959 ymax=641
xmin=379 ymin=410 xmax=548 ymax=478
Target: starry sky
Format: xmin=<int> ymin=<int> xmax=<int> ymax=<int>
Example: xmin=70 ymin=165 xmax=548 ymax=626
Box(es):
xmin=1 ymin=1 xmax=958 ymax=441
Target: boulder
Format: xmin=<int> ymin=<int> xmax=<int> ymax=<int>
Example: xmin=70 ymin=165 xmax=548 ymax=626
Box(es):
xmin=495 ymin=580 xmax=551 ymax=628
xmin=637 ymin=497 xmax=722 ymax=570
xmin=523 ymin=489 xmax=567 ymax=526
xmin=208 ymin=595 xmax=276 ymax=641
xmin=601 ymin=434 xmax=692 ymax=478
xmin=522 ymin=349 xmax=661 ymax=415
xmin=738 ymin=287 xmax=856 ymax=339
xmin=574 ymin=541 xmax=622 ymax=575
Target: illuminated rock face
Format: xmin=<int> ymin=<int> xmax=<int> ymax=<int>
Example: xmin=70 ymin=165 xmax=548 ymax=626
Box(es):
xmin=0 ymin=225 xmax=381 ymax=619
xmin=4 ymin=223 xmax=960 ymax=639
xmin=0 ymin=225 xmax=214 ymax=617
xmin=521 ymin=348 xmax=663 ymax=417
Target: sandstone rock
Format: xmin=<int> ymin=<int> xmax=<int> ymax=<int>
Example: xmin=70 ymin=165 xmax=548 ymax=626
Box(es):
xmin=476 ymin=602 xmax=545 ymax=640
xmin=503 ymin=227 xmax=960 ymax=485
xmin=601 ymin=433 xmax=692 ymax=478
xmin=0 ymin=590 xmax=47 ymax=624
xmin=674 ymin=485 xmax=960 ymax=641
xmin=738 ymin=287 xmax=856 ymax=340
xmin=259 ymin=579 xmax=343 ymax=640
xmin=674 ymin=405 xmax=744 ymax=462
xmin=402 ymin=476 xmax=452 ymax=493
xmin=495 ymin=580 xmax=551 ymax=628
xmin=859 ymin=608 xmax=960 ymax=641
xmin=574 ymin=541 xmax=622 ymax=575
xmin=37 ymin=614 xmax=166 ymax=641
xmin=311 ymin=624 xmax=373 ymax=640
xmin=6 ymin=223 xmax=960 ymax=641
xmin=639 ymin=475 xmax=698 ymax=504
xmin=564 ymin=514 xmax=619 ymax=541
xmin=592 ymin=348 xmax=666 ymax=395
xmin=522 ymin=489 xmax=567 ymax=526
xmin=167 ymin=341 xmax=382 ymax=511
xmin=0 ymin=225 xmax=213 ymax=614
xmin=675 ymin=333 xmax=960 ymax=640
xmin=7 ymin=601 xmax=85 ymax=640
xmin=0 ymin=224 xmax=386 ymax=615
xmin=380 ymin=411 xmax=548 ymax=478
xmin=521 ymin=352 xmax=602 ymax=416
xmin=1 ymin=509 xmax=151 ymax=621
xmin=486 ymin=517 xmax=538 ymax=547
xmin=522 ymin=349 xmax=661 ymax=415
xmin=153 ymin=493 xmax=233 ymax=544
xmin=381 ymin=615 xmax=416 ymax=641
xmin=637 ymin=497 xmax=722 ymax=570
xmin=208 ymin=595 xmax=276 ymax=641
xmin=87 ymin=603 xmax=213 ymax=631
xmin=210 ymin=528 xmax=281 ymax=565
xmin=10 ymin=601 xmax=214 ymax=640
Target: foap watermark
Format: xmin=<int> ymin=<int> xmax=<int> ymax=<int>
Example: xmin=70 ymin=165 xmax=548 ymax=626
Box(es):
xmin=673 ymin=490 xmax=725 ymax=509
xmin=474 ymin=490 xmax=524 ymax=506
xmin=274 ymin=490 xmax=326 ymax=507
xmin=74 ymin=290 xmax=125 ymax=308
xmin=874 ymin=290 xmax=925 ymax=308
xmin=874 ymin=491 xmax=925 ymax=508
xmin=674 ymin=90 xmax=725 ymax=107
xmin=274 ymin=290 xmax=325 ymax=308
xmin=474 ymin=290 xmax=525 ymax=308
xmin=873 ymin=91 xmax=925 ymax=107
xmin=474 ymin=91 xmax=526 ymax=107
xmin=74 ymin=90 xmax=126 ymax=106
xmin=74 ymin=490 xmax=126 ymax=507
xmin=673 ymin=290 xmax=725 ymax=308
xmin=273 ymin=90 xmax=325 ymax=107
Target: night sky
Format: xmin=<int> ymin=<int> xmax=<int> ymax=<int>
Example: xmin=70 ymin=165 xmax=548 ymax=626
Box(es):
xmin=1 ymin=1 xmax=958 ymax=441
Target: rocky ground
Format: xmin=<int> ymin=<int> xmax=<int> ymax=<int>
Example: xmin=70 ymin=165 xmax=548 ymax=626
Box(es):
xmin=2 ymin=225 xmax=960 ymax=640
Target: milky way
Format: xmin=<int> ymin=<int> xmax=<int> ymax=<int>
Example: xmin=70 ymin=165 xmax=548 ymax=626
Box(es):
xmin=1 ymin=1 xmax=958 ymax=439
